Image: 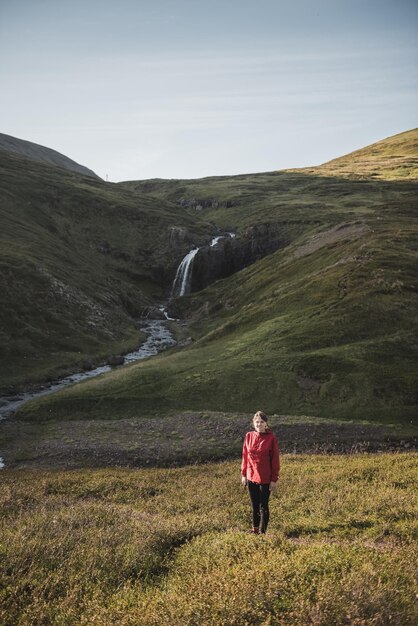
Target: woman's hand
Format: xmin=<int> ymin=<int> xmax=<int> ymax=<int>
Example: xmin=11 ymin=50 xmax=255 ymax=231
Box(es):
xmin=269 ymin=481 xmax=278 ymax=492
xmin=241 ymin=476 xmax=248 ymax=487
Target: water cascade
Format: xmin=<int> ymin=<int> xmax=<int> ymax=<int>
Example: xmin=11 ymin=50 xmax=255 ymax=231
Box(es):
xmin=171 ymin=247 xmax=200 ymax=297
xmin=171 ymin=233 xmax=235 ymax=298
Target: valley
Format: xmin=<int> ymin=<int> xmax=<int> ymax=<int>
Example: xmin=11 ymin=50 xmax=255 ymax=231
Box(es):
xmin=0 ymin=129 xmax=417 ymax=626
xmin=1 ymin=129 xmax=417 ymax=438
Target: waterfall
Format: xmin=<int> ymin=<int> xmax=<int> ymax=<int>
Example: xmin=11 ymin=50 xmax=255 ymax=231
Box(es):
xmin=171 ymin=232 xmax=235 ymax=298
xmin=210 ymin=236 xmax=223 ymax=247
xmin=171 ymin=247 xmax=200 ymax=297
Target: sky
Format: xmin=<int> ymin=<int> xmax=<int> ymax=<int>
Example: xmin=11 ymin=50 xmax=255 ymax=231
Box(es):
xmin=0 ymin=0 xmax=417 ymax=181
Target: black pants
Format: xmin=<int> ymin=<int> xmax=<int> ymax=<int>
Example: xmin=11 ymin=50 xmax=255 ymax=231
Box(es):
xmin=248 ymin=481 xmax=270 ymax=533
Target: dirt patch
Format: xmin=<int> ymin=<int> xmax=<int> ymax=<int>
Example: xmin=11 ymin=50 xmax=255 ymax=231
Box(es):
xmin=1 ymin=412 xmax=416 ymax=471
xmin=288 ymin=223 xmax=370 ymax=262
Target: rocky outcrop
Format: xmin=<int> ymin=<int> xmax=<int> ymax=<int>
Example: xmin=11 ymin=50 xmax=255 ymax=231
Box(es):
xmin=168 ymin=226 xmax=191 ymax=247
xmin=190 ymin=224 xmax=286 ymax=292
xmin=177 ymin=198 xmax=235 ymax=211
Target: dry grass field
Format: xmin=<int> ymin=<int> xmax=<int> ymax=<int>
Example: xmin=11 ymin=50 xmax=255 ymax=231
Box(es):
xmin=1 ymin=452 xmax=417 ymax=625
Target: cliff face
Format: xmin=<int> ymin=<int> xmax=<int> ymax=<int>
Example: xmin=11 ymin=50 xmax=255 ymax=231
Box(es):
xmin=190 ymin=224 xmax=286 ymax=292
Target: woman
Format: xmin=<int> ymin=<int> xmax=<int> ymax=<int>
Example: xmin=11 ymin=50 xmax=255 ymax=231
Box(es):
xmin=241 ymin=410 xmax=280 ymax=534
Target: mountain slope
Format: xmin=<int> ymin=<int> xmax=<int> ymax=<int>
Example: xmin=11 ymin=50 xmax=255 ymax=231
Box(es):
xmin=15 ymin=129 xmax=418 ymax=422
xmin=0 ymin=150 xmax=213 ymax=391
xmin=0 ymin=132 xmax=100 ymax=179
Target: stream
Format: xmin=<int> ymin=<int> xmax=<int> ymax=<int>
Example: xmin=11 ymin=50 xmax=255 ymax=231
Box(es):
xmin=0 ymin=307 xmax=177 ymax=468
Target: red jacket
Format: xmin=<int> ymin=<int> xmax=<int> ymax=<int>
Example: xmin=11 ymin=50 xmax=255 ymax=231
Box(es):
xmin=241 ymin=430 xmax=280 ymax=484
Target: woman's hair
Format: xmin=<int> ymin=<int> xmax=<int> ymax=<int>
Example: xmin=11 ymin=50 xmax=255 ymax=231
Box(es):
xmin=253 ymin=410 xmax=269 ymax=428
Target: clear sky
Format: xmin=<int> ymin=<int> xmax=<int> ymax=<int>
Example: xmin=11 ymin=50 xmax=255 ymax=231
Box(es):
xmin=1 ymin=0 xmax=417 ymax=181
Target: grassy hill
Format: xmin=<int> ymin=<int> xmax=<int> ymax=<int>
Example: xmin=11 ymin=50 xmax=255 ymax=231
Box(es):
xmin=1 ymin=453 xmax=417 ymax=624
xmin=306 ymin=127 xmax=418 ymax=180
xmin=14 ymin=129 xmax=418 ymax=423
xmin=0 ymin=149 xmax=213 ymax=391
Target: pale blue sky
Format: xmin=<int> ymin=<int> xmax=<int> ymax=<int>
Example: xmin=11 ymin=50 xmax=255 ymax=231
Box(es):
xmin=1 ymin=0 xmax=417 ymax=181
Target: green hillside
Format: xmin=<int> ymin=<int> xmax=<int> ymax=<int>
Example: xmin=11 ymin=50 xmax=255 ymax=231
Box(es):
xmin=0 ymin=149 xmax=213 ymax=391
xmin=14 ymin=129 xmax=418 ymax=422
